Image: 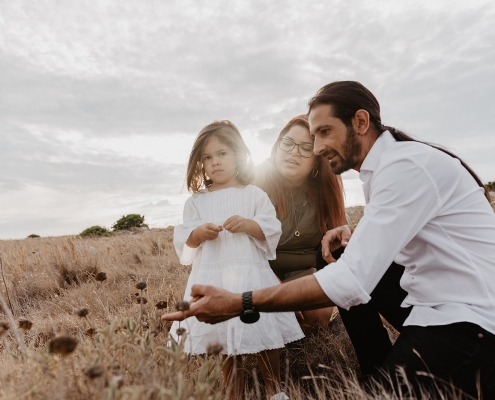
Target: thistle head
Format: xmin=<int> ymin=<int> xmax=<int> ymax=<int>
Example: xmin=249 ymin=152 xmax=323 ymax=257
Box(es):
xmin=95 ymin=272 xmax=107 ymax=282
xmin=86 ymin=364 xmax=104 ymax=379
xmin=85 ymin=328 xmax=97 ymax=337
xmin=18 ymin=319 xmax=33 ymax=330
xmin=206 ymin=342 xmax=223 ymax=356
xmin=77 ymin=308 xmax=89 ymax=318
xmin=155 ymin=301 xmax=168 ymax=310
xmin=175 ymin=300 xmax=190 ymax=312
xmin=49 ymin=336 xmax=78 ymax=356
xmin=135 ymin=296 xmax=148 ymax=305
xmin=0 ymin=321 xmax=9 ymax=336
xmin=176 ymin=327 xmax=186 ymax=336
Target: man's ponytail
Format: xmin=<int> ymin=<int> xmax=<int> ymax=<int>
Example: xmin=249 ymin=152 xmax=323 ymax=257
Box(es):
xmin=381 ymin=125 xmax=490 ymax=202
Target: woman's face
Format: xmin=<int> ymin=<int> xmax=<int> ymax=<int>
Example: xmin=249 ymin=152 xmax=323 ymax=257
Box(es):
xmin=275 ymin=124 xmax=316 ymax=187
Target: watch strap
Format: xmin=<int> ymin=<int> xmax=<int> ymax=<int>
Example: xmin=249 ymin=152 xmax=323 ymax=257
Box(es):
xmin=242 ymin=291 xmax=254 ymax=311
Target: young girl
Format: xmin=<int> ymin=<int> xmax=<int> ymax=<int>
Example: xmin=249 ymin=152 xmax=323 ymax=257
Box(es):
xmin=170 ymin=120 xmax=304 ymax=400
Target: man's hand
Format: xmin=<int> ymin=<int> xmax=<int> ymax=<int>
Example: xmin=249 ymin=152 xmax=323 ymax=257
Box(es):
xmin=321 ymin=225 xmax=354 ymax=263
xmin=161 ymin=284 xmax=243 ymax=324
xmin=186 ymin=223 xmax=223 ymax=248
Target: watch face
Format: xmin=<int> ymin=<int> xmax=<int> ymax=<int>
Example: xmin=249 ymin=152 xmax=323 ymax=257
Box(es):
xmin=240 ymin=309 xmax=260 ymax=324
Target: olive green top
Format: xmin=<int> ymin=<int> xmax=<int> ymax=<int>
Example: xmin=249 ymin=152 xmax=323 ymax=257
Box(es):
xmin=267 ymin=185 xmax=322 ymax=278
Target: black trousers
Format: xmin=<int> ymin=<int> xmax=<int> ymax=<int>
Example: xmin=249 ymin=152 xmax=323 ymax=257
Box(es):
xmin=376 ymin=322 xmax=495 ymax=399
xmin=317 ymin=247 xmax=411 ymax=376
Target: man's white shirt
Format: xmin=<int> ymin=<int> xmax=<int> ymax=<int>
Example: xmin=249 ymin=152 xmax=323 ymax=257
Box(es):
xmin=314 ymin=131 xmax=495 ymax=335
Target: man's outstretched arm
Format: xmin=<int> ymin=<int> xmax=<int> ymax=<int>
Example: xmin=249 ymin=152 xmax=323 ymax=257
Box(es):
xmin=161 ymin=275 xmax=335 ymax=324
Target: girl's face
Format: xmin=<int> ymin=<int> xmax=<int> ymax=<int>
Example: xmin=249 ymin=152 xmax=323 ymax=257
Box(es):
xmin=275 ymin=125 xmax=316 ymax=188
xmin=202 ymin=136 xmax=239 ymax=189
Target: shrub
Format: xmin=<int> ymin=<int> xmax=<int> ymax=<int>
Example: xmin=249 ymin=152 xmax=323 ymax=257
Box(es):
xmin=27 ymin=234 xmax=40 ymax=238
xmin=80 ymin=226 xmax=112 ymax=237
xmin=486 ymin=181 xmax=495 ymax=192
xmin=112 ymin=214 xmax=148 ymax=231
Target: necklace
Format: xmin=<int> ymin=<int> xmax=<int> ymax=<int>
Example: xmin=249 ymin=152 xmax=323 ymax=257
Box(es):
xmin=289 ymin=188 xmax=307 ymax=237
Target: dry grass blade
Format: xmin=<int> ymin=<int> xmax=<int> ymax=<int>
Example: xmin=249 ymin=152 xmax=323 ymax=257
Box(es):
xmin=0 ymin=255 xmax=14 ymax=317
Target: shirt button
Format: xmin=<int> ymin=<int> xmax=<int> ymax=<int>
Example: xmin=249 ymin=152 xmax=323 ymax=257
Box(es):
xmin=478 ymin=333 xmax=484 ymax=339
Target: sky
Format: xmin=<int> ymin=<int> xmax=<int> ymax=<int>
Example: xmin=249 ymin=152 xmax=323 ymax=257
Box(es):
xmin=1 ymin=0 xmax=494 ymax=239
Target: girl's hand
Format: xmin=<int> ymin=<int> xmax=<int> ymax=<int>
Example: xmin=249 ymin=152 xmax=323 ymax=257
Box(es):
xmin=223 ymin=216 xmax=266 ymax=241
xmin=187 ymin=223 xmax=223 ymax=247
xmin=223 ymin=215 xmax=248 ymax=233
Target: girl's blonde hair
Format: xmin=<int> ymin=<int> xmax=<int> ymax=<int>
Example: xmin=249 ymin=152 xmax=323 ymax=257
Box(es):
xmin=186 ymin=120 xmax=254 ymax=193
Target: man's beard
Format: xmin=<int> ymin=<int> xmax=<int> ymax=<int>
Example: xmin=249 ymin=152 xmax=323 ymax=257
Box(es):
xmin=328 ymin=125 xmax=362 ymax=175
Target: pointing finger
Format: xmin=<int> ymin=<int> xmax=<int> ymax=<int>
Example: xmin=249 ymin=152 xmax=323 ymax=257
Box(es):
xmin=161 ymin=311 xmax=188 ymax=321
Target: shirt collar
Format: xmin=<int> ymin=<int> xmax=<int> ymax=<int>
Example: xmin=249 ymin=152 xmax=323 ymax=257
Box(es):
xmin=360 ymin=130 xmax=396 ymax=175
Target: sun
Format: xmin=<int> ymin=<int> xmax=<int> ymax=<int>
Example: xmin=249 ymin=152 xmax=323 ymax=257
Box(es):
xmin=242 ymin=132 xmax=273 ymax=165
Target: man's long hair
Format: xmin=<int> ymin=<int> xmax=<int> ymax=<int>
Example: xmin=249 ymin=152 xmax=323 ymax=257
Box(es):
xmin=308 ymin=81 xmax=491 ymax=202
xmin=254 ymin=115 xmax=347 ymax=234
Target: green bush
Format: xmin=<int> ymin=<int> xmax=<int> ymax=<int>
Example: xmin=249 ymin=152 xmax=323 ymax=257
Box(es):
xmin=486 ymin=181 xmax=495 ymax=192
xmin=80 ymin=226 xmax=112 ymax=237
xmin=112 ymin=214 xmax=148 ymax=231
xmin=27 ymin=234 xmax=40 ymax=238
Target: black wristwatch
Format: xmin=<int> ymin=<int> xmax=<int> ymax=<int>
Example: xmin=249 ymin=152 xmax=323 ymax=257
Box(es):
xmin=239 ymin=291 xmax=260 ymax=324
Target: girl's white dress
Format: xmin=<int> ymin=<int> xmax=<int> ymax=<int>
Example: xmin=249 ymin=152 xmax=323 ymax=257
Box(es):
xmin=170 ymin=185 xmax=304 ymax=355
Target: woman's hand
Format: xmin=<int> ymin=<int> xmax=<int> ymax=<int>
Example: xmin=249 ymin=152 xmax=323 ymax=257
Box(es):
xmin=321 ymin=225 xmax=354 ymax=263
xmin=186 ymin=223 xmax=223 ymax=248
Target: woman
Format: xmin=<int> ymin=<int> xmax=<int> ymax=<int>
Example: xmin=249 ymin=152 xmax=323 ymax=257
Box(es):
xmin=254 ymin=115 xmax=347 ymax=333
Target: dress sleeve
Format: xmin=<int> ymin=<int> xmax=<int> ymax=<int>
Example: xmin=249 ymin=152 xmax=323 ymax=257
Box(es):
xmin=173 ymin=196 xmax=202 ymax=265
xmin=252 ymin=189 xmax=282 ymax=260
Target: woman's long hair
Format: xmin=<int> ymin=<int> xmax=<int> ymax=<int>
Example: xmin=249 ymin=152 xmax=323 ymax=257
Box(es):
xmin=186 ymin=120 xmax=254 ymax=193
xmin=308 ymin=81 xmax=491 ymax=202
xmin=254 ymin=115 xmax=347 ymax=234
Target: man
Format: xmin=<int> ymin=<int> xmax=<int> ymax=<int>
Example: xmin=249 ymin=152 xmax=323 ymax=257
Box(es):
xmin=163 ymin=81 xmax=495 ymax=398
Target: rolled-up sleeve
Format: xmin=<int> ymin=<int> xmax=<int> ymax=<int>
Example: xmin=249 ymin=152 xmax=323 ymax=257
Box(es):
xmin=314 ymin=157 xmax=441 ymax=309
xmin=314 ymin=260 xmax=371 ymax=309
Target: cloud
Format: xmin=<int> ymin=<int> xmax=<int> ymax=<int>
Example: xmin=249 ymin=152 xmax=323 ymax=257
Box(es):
xmin=0 ymin=0 xmax=494 ymax=238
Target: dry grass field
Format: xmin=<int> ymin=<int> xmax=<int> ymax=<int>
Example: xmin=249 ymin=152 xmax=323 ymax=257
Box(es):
xmin=0 ymin=202 xmax=487 ymax=399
